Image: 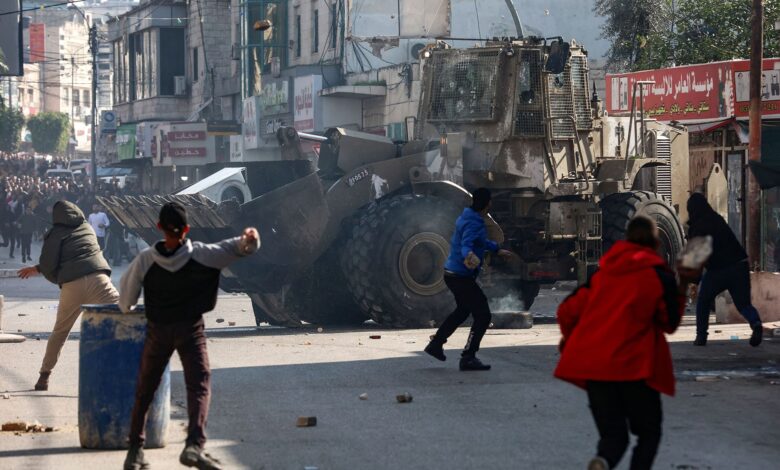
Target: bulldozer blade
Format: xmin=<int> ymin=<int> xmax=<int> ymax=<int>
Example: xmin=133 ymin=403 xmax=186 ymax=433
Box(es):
xmin=224 ymin=172 xmax=330 ymax=293
xmin=100 ymin=172 xmax=329 ymax=296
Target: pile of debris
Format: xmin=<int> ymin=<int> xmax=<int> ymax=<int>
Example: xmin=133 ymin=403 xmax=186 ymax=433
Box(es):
xmin=1 ymin=421 xmax=57 ymax=434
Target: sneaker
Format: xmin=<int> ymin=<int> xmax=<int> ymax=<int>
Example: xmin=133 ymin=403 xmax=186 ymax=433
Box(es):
xmin=34 ymin=372 xmax=50 ymax=391
xmin=180 ymin=444 xmax=222 ymax=470
xmin=588 ymin=456 xmax=610 ymax=470
xmin=459 ymin=356 xmax=491 ymax=371
xmin=424 ymin=342 xmax=446 ymax=361
xmin=693 ymin=335 xmax=707 ymax=346
xmin=123 ymin=445 xmax=150 ymax=470
xmin=750 ymin=323 xmax=763 ymax=347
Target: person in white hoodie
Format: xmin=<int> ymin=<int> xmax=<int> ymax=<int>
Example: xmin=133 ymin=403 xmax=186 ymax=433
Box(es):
xmin=120 ymin=202 xmax=260 ymax=470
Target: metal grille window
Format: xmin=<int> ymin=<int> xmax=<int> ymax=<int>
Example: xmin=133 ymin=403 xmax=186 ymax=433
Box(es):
xmin=570 ymin=55 xmax=592 ymax=130
xmin=515 ymin=50 xmax=544 ymax=136
xmin=427 ymin=49 xmax=502 ymax=122
xmin=655 ymin=134 xmax=672 ymax=202
xmin=548 ymin=66 xmax=575 ymax=138
xmin=241 ymin=0 xmax=288 ymax=97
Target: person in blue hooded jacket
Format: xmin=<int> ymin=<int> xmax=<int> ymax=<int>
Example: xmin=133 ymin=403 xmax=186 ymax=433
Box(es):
xmin=425 ymin=188 xmax=511 ymax=371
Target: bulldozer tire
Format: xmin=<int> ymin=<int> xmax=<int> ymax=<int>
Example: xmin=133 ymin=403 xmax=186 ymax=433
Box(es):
xmin=288 ymin=245 xmax=369 ymax=326
xmin=600 ymin=191 xmax=685 ymax=264
xmin=342 ymin=194 xmax=461 ymax=328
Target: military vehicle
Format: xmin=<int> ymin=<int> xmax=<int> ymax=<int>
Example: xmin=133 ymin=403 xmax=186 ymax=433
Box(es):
xmin=101 ymin=37 xmax=689 ymax=327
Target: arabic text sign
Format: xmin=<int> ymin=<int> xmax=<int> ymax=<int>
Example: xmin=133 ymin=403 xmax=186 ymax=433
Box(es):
xmin=294 ymin=75 xmax=323 ymax=132
xmin=243 ymin=95 xmax=260 ymax=149
xmin=606 ymin=62 xmax=731 ymax=122
xmin=261 ymin=80 xmax=289 ymax=115
xmin=168 ymin=130 xmax=206 ymax=142
xmin=170 ymin=147 xmax=207 ymax=158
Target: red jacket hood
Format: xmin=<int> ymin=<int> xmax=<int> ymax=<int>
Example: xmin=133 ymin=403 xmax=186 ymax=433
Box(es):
xmin=599 ymin=240 xmax=665 ymax=275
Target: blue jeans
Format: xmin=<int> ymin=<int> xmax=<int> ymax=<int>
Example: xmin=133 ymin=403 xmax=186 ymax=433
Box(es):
xmin=696 ymin=260 xmax=762 ymax=336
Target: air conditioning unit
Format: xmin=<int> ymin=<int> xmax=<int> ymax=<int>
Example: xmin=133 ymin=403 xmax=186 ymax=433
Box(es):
xmin=174 ymin=76 xmax=186 ymax=96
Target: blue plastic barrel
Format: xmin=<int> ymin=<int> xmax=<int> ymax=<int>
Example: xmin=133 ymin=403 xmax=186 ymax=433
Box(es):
xmin=78 ymin=304 xmax=170 ymax=449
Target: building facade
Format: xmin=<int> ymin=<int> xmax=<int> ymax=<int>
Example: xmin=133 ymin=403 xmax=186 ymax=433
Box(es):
xmin=107 ymin=0 xmax=239 ymax=192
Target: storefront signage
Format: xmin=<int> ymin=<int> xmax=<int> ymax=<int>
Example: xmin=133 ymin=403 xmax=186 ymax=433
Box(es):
xmin=243 ymin=95 xmax=260 ymax=149
xmin=294 ymin=75 xmax=323 ymax=132
xmin=170 ymin=147 xmax=207 ymax=157
xmin=168 ymin=130 xmax=206 ymax=141
xmin=607 ymin=58 xmax=780 ymax=122
xmin=116 ymin=124 xmax=137 ymax=160
xmin=261 ymin=80 xmax=289 ymax=115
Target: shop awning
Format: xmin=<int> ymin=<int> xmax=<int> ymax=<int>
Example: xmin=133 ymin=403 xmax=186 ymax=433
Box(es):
xmin=683 ymin=117 xmax=734 ymax=133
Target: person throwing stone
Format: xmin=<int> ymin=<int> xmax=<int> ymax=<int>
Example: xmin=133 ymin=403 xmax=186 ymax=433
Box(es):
xmin=120 ymin=202 xmax=260 ymax=470
xmin=687 ymin=193 xmax=763 ymax=346
xmin=17 ymin=201 xmax=118 ymax=391
xmin=424 ymin=188 xmax=511 ymax=371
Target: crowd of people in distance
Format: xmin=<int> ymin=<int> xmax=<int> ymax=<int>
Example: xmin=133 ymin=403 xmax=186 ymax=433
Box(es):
xmin=0 ymin=153 xmax=140 ymax=265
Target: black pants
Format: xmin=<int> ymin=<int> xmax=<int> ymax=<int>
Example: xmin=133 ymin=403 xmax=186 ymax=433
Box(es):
xmin=20 ymin=233 xmax=32 ymax=260
xmin=7 ymin=227 xmax=17 ymax=257
xmin=129 ymin=318 xmax=211 ymax=448
xmin=96 ymin=236 xmax=106 ymax=251
xmin=696 ymin=260 xmax=761 ymax=336
xmin=587 ymin=381 xmax=662 ymax=470
xmin=432 ymin=274 xmax=491 ymax=357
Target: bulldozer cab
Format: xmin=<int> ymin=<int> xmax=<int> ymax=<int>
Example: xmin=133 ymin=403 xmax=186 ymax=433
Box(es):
xmin=414 ymin=38 xmax=600 ymax=194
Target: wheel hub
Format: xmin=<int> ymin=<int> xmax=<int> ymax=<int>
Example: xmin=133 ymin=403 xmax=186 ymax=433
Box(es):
xmin=398 ymin=232 xmax=450 ymax=296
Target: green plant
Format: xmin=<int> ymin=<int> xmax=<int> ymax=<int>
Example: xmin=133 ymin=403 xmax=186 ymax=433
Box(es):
xmin=0 ymin=104 xmax=25 ymax=153
xmin=27 ymin=112 xmax=70 ymax=155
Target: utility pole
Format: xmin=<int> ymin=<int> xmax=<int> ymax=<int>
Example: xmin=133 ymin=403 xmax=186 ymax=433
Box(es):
xmin=748 ymin=0 xmax=763 ymax=268
xmin=71 ymin=56 xmax=75 ymax=124
xmin=89 ymin=24 xmax=98 ymax=193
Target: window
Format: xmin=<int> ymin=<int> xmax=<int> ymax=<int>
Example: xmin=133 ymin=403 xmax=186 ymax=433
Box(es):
xmin=27 ymin=89 xmax=33 ymax=104
xmin=73 ymin=88 xmax=80 ymax=107
xmin=159 ymin=28 xmax=185 ymax=95
xmin=295 ymin=13 xmax=301 ymax=58
xmin=84 ymin=90 xmax=90 ymax=108
xmin=242 ymin=1 xmax=288 ymax=97
xmin=64 ymin=88 xmax=69 ymax=105
xmin=115 ymin=27 xmax=182 ymax=102
xmin=192 ymin=47 xmax=199 ymax=82
xmin=312 ymin=8 xmax=319 ymax=53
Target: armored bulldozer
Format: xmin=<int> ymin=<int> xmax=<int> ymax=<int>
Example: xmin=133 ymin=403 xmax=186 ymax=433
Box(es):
xmin=101 ymin=38 xmax=689 ymax=328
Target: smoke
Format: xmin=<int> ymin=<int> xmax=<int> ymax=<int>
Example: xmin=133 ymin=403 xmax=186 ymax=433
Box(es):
xmin=489 ymin=293 xmax=525 ymax=313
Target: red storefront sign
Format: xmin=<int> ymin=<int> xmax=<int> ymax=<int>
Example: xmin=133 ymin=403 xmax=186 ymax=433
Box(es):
xmin=167 ymin=130 xmax=206 ymax=141
xmin=607 ymin=58 xmax=780 ymax=122
xmin=29 ymin=24 xmax=45 ymax=63
xmin=731 ymin=58 xmax=780 ymax=119
xmin=170 ymin=147 xmax=207 ymax=157
xmin=606 ymin=62 xmax=732 ymax=122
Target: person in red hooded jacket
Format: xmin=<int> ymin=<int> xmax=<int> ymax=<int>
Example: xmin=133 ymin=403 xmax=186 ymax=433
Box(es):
xmin=554 ymin=216 xmax=699 ymax=470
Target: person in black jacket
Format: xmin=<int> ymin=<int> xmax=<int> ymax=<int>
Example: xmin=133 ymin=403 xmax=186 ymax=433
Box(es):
xmin=687 ymin=193 xmax=763 ymax=346
xmin=120 ymin=202 xmax=260 ymax=470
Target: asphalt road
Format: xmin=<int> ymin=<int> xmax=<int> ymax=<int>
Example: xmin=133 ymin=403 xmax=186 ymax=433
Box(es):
xmin=1 ymin=247 xmax=779 ymax=469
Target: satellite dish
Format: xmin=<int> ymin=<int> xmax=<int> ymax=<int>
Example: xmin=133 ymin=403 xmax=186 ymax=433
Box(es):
xmin=411 ymin=43 xmax=427 ymax=60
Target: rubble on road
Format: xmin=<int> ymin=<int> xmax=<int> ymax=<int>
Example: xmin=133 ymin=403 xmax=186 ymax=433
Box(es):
xmin=216 ymin=318 xmax=225 ymax=323
xmin=1 ymin=421 xmax=57 ymax=433
xmin=296 ymin=416 xmax=317 ymax=427
xmin=396 ymin=393 xmax=413 ymax=403
xmin=359 ymin=393 xmax=368 ymax=400
xmin=369 ymin=335 xmax=381 ymax=339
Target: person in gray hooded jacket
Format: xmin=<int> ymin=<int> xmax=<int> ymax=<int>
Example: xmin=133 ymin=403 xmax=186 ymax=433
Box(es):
xmin=17 ymin=200 xmax=118 ymax=391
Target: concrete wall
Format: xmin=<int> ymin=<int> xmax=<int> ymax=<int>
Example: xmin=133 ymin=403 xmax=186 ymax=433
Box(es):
xmin=716 ymin=272 xmax=780 ymax=323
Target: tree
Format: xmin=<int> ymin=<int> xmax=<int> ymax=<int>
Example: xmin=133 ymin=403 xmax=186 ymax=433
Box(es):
xmin=0 ymin=104 xmax=25 ymax=154
xmin=27 ymin=112 xmax=70 ymax=155
xmin=670 ymin=0 xmax=780 ymax=66
xmin=597 ymin=0 xmax=780 ymax=71
xmin=594 ymin=0 xmax=672 ymax=71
